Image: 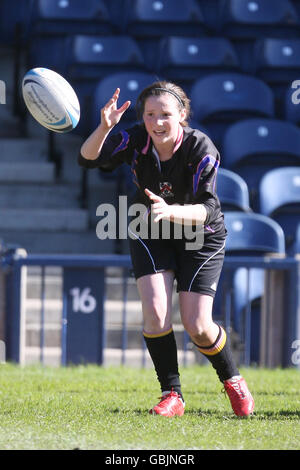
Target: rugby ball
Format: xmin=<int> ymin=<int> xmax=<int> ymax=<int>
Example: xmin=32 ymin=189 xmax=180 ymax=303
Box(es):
xmin=22 ymin=67 xmax=80 ymax=133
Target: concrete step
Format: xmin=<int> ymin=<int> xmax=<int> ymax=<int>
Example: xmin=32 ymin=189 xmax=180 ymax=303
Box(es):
xmin=0 ymin=183 xmax=80 ymax=208
xmin=0 ymin=208 xmax=89 ymax=231
xmin=0 ymin=162 xmax=55 ymax=182
xmin=0 ymin=229 xmax=116 ymax=253
xmin=0 ymin=138 xmax=48 ymax=162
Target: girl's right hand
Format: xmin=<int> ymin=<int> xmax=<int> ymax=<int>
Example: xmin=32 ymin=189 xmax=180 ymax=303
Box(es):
xmin=100 ymin=88 xmax=131 ymax=131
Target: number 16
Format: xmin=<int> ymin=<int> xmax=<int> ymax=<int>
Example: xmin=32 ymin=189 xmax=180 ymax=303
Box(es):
xmin=70 ymin=287 xmax=97 ymax=314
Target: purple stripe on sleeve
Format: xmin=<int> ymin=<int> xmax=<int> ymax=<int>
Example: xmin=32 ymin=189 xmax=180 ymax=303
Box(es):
xmin=111 ymin=130 xmax=130 ymax=156
xmin=131 ymin=150 xmax=140 ymax=188
xmin=193 ymin=154 xmax=219 ymax=195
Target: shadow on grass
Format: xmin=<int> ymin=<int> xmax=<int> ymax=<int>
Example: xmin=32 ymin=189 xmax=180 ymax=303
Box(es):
xmin=254 ymin=410 xmax=300 ymax=420
xmin=106 ymin=407 xmax=300 ymax=421
xmin=106 ymin=407 xmax=242 ymax=420
xmin=254 ymin=390 xmax=300 ymax=397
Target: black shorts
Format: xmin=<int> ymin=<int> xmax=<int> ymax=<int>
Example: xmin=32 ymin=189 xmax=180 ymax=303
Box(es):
xmin=129 ymin=226 xmax=226 ymax=298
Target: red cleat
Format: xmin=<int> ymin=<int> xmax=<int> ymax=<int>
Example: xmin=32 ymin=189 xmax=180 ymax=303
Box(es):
xmin=149 ymin=390 xmax=185 ymax=417
xmin=223 ymin=376 xmax=254 ymax=417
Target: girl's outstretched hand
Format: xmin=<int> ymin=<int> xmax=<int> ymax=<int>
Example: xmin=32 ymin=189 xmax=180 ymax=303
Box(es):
xmin=101 ymin=88 xmax=131 ymax=131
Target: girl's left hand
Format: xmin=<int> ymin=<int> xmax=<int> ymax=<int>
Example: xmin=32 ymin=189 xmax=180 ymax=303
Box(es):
xmin=145 ymin=188 xmax=171 ymax=223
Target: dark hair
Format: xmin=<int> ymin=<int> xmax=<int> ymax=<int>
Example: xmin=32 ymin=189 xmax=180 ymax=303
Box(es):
xmin=136 ymin=81 xmax=191 ymax=126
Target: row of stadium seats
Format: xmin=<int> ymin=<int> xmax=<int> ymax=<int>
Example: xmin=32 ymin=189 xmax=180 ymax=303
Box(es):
xmin=26 ymin=34 xmax=300 ymax=89
xmin=1 ymin=1 xmax=299 ymax=259
xmin=2 ymin=0 xmax=297 ymax=90
xmin=2 ymin=0 xmax=300 ymax=43
xmin=218 ymin=167 xmax=300 ymax=256
xmin=86 ymin=70 xmax=300 ymax=196
xmin=71 ymin=70 xmax=300 ymax=140
xmin=72 ymin=66 xmax=300 ymax=257
xmin=220 ymin=118 xmax=300 ymax=200
xmin=2 ymin=1 xmax=300 ymax=131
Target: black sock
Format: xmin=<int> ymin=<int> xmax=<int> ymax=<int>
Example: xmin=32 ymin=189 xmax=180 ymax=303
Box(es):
xmin=194 ymin=325 xmax=240 ymax=383
xmin=143 ymin=328 xmax=183 ymax=400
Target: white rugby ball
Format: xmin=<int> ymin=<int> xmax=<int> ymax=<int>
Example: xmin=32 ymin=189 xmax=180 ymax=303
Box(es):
xmin=22 ymin=67 xmax=80 ymax=133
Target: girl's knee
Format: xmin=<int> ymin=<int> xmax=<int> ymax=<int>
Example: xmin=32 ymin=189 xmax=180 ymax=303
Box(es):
xmin=184 ymin=323 xmax=207 ymax=340
xmin=142 ymin=300 xmax=170 ymax=333
xmin=182 ymin=317 xmax=214 ymax=342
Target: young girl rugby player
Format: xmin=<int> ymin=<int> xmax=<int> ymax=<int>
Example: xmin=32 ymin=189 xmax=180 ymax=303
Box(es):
xmin=79 ymin=82 xmax=254 ymax=417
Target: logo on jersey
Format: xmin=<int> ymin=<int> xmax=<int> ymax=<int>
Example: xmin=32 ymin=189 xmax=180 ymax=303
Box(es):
xmin=159 ymin=181 xmax=174 ymax=198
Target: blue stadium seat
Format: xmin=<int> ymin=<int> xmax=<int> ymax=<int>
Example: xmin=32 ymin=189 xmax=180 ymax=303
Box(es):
xmin=219 ymin=0 xmax=299 ymax=39
xmin=123 ymin=0 xmax=207 ymax=69
xmin=189 ymin=73 xmax=274 ymax=145
xmin=218 ymin=0 xmax=299 ymax=73
xmin=66 ymin=35 xmax=145 ymax=80
xmin=254 ymin=38 xmax=300 ymax=84
xmin=27 ymin=0 xmax=114 ymax=71
xmin=224 ymin=212 xmax=285 ymax=255
xmin=157 ymin=37 xmax=239 ymax=86
xmin=259 ymin=167 xmax=300 ymax=216
xmin=222 ymin=118 xmax=300 ymax=207
xmin=85 ymin=71 xmax=157 ymax=136
xmin=30 ymin=0 xmax=113 ymax=35
xmin=259 ymin=167 xmax=300 ymax=253
xmin=66 ymin=35 xmax=145 ymax=135
xmin=124 ymin=0 xmax=206 ymax=37
xmin=217 ymin=168 xmax=251 ymax=212
xmin=66 ymin=35 xmax=143 ymax=137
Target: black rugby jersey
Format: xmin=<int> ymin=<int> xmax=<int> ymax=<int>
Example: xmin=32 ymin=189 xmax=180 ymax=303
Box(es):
xmin=78 ymin=124 xmax=226 ymax=235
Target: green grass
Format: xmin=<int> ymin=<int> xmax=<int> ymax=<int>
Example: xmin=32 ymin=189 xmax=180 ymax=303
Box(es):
xmin=0 ymin=363 xmax=299 ymax=450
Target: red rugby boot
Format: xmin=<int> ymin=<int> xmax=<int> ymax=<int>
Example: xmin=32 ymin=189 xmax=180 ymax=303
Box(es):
xmin=223 ymin=376 xmax=254 ymax=417
xmin=149 ymin=390 xmax=185 ymax=417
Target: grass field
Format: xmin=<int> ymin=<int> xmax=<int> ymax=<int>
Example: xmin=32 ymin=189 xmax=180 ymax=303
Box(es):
xmin=0 ymin=363 xmax=299 ymax=450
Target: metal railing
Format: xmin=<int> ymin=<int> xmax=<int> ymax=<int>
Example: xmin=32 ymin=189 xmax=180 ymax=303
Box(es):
xmin=1 ymin=250 xmax=299 ymax=368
